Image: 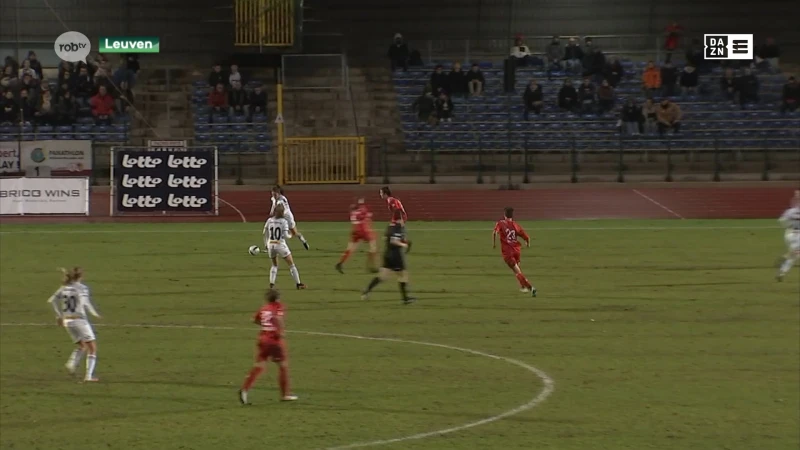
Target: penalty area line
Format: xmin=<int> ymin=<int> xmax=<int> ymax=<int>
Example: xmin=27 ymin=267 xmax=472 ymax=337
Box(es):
xmin=0 ymin=321 xmax=554 ymax=450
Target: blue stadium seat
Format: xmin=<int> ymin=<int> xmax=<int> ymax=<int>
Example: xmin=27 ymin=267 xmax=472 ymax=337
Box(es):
xmin=56 ymin=134 xmax=74 ymax=140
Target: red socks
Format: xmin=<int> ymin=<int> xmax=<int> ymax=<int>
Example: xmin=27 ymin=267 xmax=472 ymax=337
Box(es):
xmin=515 ymin=273 xmax=532 ymax=289
xmin=242 ymin=366 xmax=264 ymax=390
xmin=278 ymin=366 xmax=290 ymax=397
xmin=339 ymin=250 xmax=352 ymax=264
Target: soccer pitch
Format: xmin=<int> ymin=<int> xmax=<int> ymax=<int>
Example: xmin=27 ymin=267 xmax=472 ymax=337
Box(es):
xmin=1 ymin=220 xmax=798 ymax=450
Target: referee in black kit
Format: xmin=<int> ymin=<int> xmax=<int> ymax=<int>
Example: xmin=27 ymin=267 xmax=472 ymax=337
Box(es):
xmin=361 ymin=210 xmax=415 ymax=304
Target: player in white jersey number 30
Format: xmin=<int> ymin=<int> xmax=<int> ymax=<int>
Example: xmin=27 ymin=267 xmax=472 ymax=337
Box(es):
xmin=270 ymin=185 xmax=310 ymax=250
xmin=47 ymin=267 xmax=102 ymax=382
xmin=264 ymin=203 xmax=307 ymax=290
xmin=776 ymin=190 xmax=800 ymax=282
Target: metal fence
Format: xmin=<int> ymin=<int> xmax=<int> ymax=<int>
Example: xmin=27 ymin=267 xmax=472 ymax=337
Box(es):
xmin=234 ymin=0 xmax=296 ymax=48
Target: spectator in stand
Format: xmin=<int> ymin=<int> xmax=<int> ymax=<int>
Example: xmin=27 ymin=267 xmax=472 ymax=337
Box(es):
xmin=74 ymin=66 xmax=94 ymax=106
xmin=781 ymin=76 xmax=799 ymax=114
xmin=523 ymin=80 xmax=543 ymax=120
xmin=249 ymin=85 xmax=268 ymax=120
xmin=582 ymin=38 xmax=605 ymax=81
xmin=4 ymin=56 xmax=19 ymax=76
xmin=388 ymin=33 xmax=410 ymax=72
xmin=125 ymin=53 xmax=140 ymax=75
xmin=563 ymin=38 xmax=584 ymax=75
xmin=1 ymin=65 xmax=17 ymax=90
xmin=430 ymin=65 xmax=448 ymax=95
xmin=59 ymin=70 xmax=75 ymax=96
xmin=642 ymin=98 xmax=658 ymax=135
xmin=0 ymin=90 xmax=19 ymax=123
xmin=34 ymin=89 xmax=55 ymax=125
xmin=208 ymin=83 xmax=228 ymax=116
xmin=544 ymin=36 xmax=564 ymax=80
xmin=229 ymin=64 xmax=242 ymax=86
xmin=447 ymin=63 xmax=467 ymax=97
xmin=208 ymin=63 xmax=226 ymax=87
xmin=412 ymin=86 xmax=437 ymax=124
xmin=620 ymin=98 xmax=642 ymax=136
xmin=558 ymin=79 xmax=578 ymax=112
xmin=56 ymin=90 xmax=77 ymax=125
xmin=606 ymin=58 xmax=624 ymax=87
xmin=20 ymin=73 xmax=39 ymax=100
xmin=510 ymin=35 xmax=533 ymax=67
xmin=435 ymin=92 xmax=453 ymax=122
xmin=656 ymin=98 xmax=681 ymax=136
xmin=465 ymin=64 xmax=485 ymax=96
xmin=58 ymin=61 xmax=74 ymax=85
xmin=664 ymin=22 xmax=683 ymax=63
xmin=735 ymin=67 xmax=759 ymax=108
xmin=660 ymin=62 xmax=678 ymax=97
xmin=18 ymin=88 xmax=36 ymax=122
xmin=113 ymin=80 xmax=134 ymax=115
xmin=93 ymin=54 xmax=113 ymax=80
xmin=577 ymin=77 xmax=596 ymax=114
xmin=756 ymin=37 xmax=780 ymax=72
xmin=228 ymin=80 xmax=249 ymax=116
xmin=685 ymin=39 xmax=704 ymax=72
xmin=27 ymin=51 xmax=44 ymax=79
xmin=720 ymin=68 xmax=737 ymax=103
xmin=597 ymin=79 xmax=614 ymax=115
xmin=113 ymin=56 xmax=136 ymax=88
xmin=679 ymin=64 xmax=698 ymax=96
xmin=19 ymin=58 xmax=38 ymax=80
xmin=90 ymin=85 xmax=115 ymax=125
xmin=642 ymin=61 xmax=661 ymax=97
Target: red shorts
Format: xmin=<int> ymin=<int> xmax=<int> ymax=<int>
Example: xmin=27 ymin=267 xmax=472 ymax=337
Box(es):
xmin=256 ymin=339 xmax=287 ymax=362
xmin=502 ymin=250 xmax=521 ymax=268
xmin=350 ymin=228 xmax=375 ymax=243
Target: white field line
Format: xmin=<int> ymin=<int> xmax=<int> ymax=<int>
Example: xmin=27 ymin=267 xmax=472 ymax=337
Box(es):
xmin=0 ymin=322 xmax=554 ymax=450
xmin=632 ymin=189 xmax=686 ymax=219
xmin=0 ymin=225 xmax=781 ymax=235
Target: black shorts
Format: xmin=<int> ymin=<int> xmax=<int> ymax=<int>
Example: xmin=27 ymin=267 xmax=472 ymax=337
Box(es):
xmin=382 ymin=251 xmax=406 ymax=272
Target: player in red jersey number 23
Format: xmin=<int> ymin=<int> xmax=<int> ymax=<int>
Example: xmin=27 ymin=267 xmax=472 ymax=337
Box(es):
xmin=336 ymin=198 xmax=379 ymax=274
xmin=493 ymin=207 xmax=537 ymax=297
xmin=239 ymin=289 xmax=298 ymax=404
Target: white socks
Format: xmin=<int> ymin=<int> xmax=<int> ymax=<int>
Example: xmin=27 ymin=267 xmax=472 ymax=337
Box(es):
xmin=289 ymin=265 xmax=301 ymax=284
xmin=67 ymin=349 xmax=84 ymax=370
xmin=780 ymin=257 xmax=796 ymax=276
xmin=270 ymin=266 xmax=278 ymax=284
xmin=85 ymin=354 xmax=97 ymax=379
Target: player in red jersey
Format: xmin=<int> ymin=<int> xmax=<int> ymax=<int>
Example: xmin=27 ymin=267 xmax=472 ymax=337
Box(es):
xmin=239 ymin=289 xmax=298 ymax=404
xmin=380 ymin=186 xmax=407 ymax=224
xmin=493 ymin=207 xmax=537 ymax=297
xmin=336 ymin=198 xmax=378 ymax=274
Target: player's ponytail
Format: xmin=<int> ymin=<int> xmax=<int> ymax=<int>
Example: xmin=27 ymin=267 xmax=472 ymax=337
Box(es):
xmin=59 ymin=267 xmax=83 ymax=285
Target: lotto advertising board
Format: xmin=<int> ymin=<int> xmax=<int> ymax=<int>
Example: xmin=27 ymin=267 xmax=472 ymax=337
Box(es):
xmin=0 ymin=177 xmax=90 ymax=215
xmin=113 ymin=149 xmax=216 ymax=214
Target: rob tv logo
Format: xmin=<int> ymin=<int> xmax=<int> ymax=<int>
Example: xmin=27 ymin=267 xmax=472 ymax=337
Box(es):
xmin=54 ymin=31 xmax=92 ymax=63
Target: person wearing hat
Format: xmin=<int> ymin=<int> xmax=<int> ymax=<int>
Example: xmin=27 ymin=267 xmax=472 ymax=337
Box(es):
xmin=388 ymin=33 xmax=409 ymax=72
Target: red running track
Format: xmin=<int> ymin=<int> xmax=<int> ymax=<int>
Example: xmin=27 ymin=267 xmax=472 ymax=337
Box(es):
xmin=0 ymin=186 xmax=796 ymax=224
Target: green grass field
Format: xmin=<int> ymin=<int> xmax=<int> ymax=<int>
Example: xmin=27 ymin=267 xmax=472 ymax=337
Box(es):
xmin=1 ymin=220 xmax=798 ymax=450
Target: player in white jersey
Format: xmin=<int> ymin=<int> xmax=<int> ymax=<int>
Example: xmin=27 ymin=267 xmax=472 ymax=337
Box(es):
xmin=270 ymin=185 xmax=310 ymax=250
xmin=47 ymin=267 xmax=101 ymax=382
xmin=776 ymin=190 xmax=800 ymax=281
xmin=264 ymin=203 xmax=307 ymax=290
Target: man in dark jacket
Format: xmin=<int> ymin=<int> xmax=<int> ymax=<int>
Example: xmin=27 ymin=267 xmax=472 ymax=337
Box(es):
xmin=563 ymin=38 xmax=584 ymax=74
xmin=249 ymin=85 xmax=268 ymax=120
xmin=523 ymin=80 xmax=543 ymax=120
xmin=412 ymin=90 xmax=436 ymax=123
xmin=620 ymin=98 xmax=643 ymax=135
xmin=208 ymin=64 xmax=226 ymax=88
xmin=430 ymin=65 xmax=449 ymax=95
xmin=74 ymin=66 xmax=94 ymax=106
xmin=735 ymin=68 xmax=759 ymax=109
xmin=582 ymin=38 xmax=606 ymax=81
xmin=577 ymin=78 xmax=596 ymax=114
xmin=757 ymin=37 xmax=780 ymax=71
xmin=388 ymin=33 xmax=410 ymax=72
xmin=228 ymin=80 xmax=249 ymax=116
xmin=558 ymin=79 xmax=578 ymax=112
xmin=465 ymin=64 xmax=485 ymax=96
xmin=447 ymin=63 xmax=467 ymax=97
xmin=544 ymin=36 xmax=564 ymax=80
xmin=660 ymin=62 xmax=678 ymax=97
xmin=781 ymin=76 xmax=799 ymax=114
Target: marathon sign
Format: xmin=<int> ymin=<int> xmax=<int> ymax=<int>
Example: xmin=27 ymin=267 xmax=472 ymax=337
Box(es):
xmin=114 ymin=150 xmax=214 ymax=213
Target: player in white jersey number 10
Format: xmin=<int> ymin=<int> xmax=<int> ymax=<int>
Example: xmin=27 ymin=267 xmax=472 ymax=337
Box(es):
xmin=776 ymin=190 xmax=800 ymax=282
xmin=263 ymin=203 xmax=307 ymax=290
xmin=270 ymin=185 xmax=309 ymax=250
xmin=47 ymin=267 xmax=102 ymax=382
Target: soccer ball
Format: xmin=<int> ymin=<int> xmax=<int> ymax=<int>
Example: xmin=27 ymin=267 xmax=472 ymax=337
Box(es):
xmin=248 ymin=245 xmax=261 ymax=256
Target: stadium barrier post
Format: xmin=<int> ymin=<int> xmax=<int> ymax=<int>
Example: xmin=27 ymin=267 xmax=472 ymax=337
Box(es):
xmin=429 ymin=137 xmax=436 ymax=184
xmin=712 ymin=138 xmax=721 ymax=182
xmin=665 ymin=139 xmax=673 ymax=182
xmin=476 ymin=133 xmax=484 ymax=184
xmin=569 ymin=137 xmax=578 ymax=183
xmin=761 ymin=138 xmax=770 ymax=181
xmin=236 ymin=151 xmax=244 ymax=185
xmin=616 ymin=134 xmax=625 ymax=183
xmin=381 ymin=138 xmax=390 ymax=184
xmin=522 ymin=134 xmax=530 ymax=183
xmin=109 ymin=149 xmax=115 ymax=216
xmin=90 ymin=142 xmax=97 ymax=186
xmin=276 ymin=79 xmax=285 ymax=185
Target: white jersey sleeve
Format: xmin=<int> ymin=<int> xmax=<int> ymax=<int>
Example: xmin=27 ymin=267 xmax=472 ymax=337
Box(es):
xmin=779 ymin=207 xmax=800 ymax=230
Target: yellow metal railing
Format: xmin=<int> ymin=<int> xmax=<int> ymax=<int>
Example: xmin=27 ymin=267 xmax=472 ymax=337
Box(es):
xmin=234 ymin=0 xmax=295 ymax=47
xmin=281 ymin=137 xmax=366 ymax=184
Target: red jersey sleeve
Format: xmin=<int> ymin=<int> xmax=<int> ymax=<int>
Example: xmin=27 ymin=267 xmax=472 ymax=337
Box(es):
xmin=493 ymin=221 xmax=502 ymax=233
xmin=516 ymin=223 xmax=530 ymax=242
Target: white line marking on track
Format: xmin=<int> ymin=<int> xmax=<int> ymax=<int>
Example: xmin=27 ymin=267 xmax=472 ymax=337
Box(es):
xmin=0 ymin=322 xmax=555 ymax=450
xmin=0 ymin=225 xmax=780 ymax=235
xmin=632 ymin=189 xmax=686 ymax=219
xmin=216 ymin=196 xmax=248 ymax=223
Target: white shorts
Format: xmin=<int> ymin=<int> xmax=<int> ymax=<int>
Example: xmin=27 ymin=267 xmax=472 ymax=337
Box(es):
xmin=284 ymin=211 xmax=297 ymax=233
xmin=65 ymin=319 xmax=96 ymax=343
xmin=785 ymin=230 xmax=800 ymax=253
xmin=267 ymin=241 xmax=292 ymax=259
